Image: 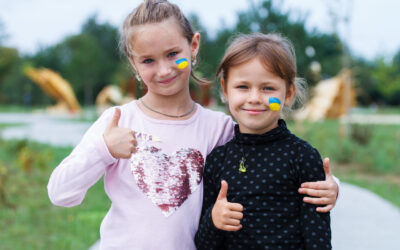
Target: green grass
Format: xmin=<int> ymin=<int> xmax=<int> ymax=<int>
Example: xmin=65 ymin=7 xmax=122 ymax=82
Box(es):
xmin=287 ymin=119 xmax=400 ymax=175
xmin=0 ymin=139 xmax=110 ymax=250
xmin=0 ymin=123 xmax=26 ymax=130
xmin=287 ymin=119 xmax=400 ymax=208
xmin=0 ymin=105 xmax=47 ymax=113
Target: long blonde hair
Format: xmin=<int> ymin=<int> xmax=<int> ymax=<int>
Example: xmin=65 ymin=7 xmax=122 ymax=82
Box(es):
xmin=119 ymin=0 xmax=208 ymax=84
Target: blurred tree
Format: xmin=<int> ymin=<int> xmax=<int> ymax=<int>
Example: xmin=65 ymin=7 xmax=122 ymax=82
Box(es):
xmin=372 ymin=56 xmax=400 ymax=105
xmin=0 ymin=20 xmax=23 ymax=104
xmin=198 ymin=0 xmax=344 ymax=104
xmin=29 ymin=15 xmax=121 ymax=105
xmin=350 ymin=57 xmax=380 ymax=106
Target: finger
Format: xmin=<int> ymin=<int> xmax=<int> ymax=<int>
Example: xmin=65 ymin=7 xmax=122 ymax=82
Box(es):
xmin=129 ymin=135 xmax=138 ymax=147
xmin=225 ymin=218 xmax=242 ymax=226
xmin=316 ymin=205 xmax=334 ymax=213
xmin=227 ymin=202 xmax=243 ymax=212
xmin=298 ymin=188 xmax=329 ymax=197
xmin=130 ymin=145 xmax=137 ymax=154
xmin=323 ymin=157 xmax=332 ymax=177
xmin=229 ymin=211 xmax=244 ymax=220
xmin=222 ymin=224 xmax=242 ymax=232
xmin=108 ymin=108 xmax=121 ymax=128
xmin=300 ymin=181 xmax=329 ymax=190
xmin=303 ymin=197 xmax=330 ymax=205
xmin=216 ymin=180 xmax=228 ymax=201
xmin=130 ymin=130 xmax=137 ymax=140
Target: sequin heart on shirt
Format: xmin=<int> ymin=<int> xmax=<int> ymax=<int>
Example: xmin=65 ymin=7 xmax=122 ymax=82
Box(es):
xmin=130 ymin=146 xmax=204 ymax=217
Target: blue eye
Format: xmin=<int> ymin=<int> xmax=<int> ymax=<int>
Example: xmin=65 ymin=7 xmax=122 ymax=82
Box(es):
xmin=143 ymin=58 xmax=153 ymax=64
xmin=168 ymin=52 xmax=178 ymax=58
xmin=263 ymin=86 xmax=274 ymax=91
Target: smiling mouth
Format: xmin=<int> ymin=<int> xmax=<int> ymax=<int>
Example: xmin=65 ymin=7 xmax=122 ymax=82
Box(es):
xmin=158 ymin=75 xmax=177 ymax=84
xmin=243 ymin=108 xmax=267 ymax=115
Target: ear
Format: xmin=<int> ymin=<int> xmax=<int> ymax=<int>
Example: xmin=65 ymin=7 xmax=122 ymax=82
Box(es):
xmin=220 ymin=78 xmax=228 ymax=101
xmin=191 ymin=32 xmax=201 ymax=59
xmin=284 ymin=83 xmax=296 ymax=106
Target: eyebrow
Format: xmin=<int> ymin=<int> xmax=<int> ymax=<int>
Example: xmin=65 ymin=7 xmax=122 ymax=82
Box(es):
xmin=136 ymin=46 xmax=181 ymax=60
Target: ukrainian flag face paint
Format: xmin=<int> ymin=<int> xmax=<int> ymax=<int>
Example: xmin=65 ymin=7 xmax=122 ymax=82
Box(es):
xmin=176 ymin=58 xmax=188 ymax=70
xmin=268 ymin=97 xmax=281 ymax=111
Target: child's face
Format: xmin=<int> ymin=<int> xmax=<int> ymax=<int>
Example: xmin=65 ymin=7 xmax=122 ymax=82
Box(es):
xmin=129 ymin=17 xmax=199 ymax=97
xmin=222 ymin=58 xmax=294 ymax=134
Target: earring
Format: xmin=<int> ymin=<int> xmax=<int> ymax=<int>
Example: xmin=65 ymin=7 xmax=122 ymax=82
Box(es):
xmin=135 ymin=73 xmax=142 ymax=82
xmin=192 ymin=57 xmax=197 ymax=66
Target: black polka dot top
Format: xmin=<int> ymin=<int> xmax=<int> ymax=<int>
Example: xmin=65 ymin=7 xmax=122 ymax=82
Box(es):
xmin=195 ymin=120 xmax=331 ymax=250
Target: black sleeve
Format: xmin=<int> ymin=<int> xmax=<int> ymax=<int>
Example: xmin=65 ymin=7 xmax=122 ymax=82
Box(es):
xmin=195 ymin=150 xmax=224 ymax=250
xmin=296 ymin=144 xmax=332 ymax=250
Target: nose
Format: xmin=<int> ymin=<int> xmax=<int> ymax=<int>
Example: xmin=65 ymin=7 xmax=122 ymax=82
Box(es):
xmin=157 ymin=60 xmax=172 ymax=78
xmin=248 ymin=89 xmax=263 ymax=104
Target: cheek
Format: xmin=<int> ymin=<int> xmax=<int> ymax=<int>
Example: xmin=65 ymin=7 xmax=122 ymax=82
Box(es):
xmin=138 ymin=67 xmax=153 ymax=79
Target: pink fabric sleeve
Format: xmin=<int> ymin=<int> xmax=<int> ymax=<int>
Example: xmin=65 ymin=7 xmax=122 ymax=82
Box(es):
xmin=213 ymin=112 xmax=235 ymax=148
xmin=47 ymin=107 xmax=118 ymax=207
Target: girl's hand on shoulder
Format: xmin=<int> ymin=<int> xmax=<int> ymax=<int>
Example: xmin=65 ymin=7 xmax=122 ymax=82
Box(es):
xmin=298 ymin=158 xmax=338 ymax=213
xmin=103 ymin=108 xmax=137 ymax=159
xmin=211 ymin=180 xmax=244 ymax=231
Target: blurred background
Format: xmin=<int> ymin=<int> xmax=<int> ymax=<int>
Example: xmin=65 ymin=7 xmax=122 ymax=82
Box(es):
xmin=0 ymin=0 xmax=399 ymax=249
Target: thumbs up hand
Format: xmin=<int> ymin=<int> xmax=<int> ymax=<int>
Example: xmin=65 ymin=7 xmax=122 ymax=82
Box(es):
xmin=103 ymin=108 xmax=137 ymax=159
xmin=211 ymin=180 xmax=244 ymax=231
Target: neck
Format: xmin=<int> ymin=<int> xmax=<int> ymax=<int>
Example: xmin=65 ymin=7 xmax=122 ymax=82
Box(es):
xmin=139 ymin=90 xmax=195 ymax=119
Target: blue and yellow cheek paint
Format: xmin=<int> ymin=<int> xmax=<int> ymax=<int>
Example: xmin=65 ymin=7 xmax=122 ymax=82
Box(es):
xmin=268 ymin=97 xmax=281 ymax=111
xmin=176 ymin=58 xmax=188 ymax=70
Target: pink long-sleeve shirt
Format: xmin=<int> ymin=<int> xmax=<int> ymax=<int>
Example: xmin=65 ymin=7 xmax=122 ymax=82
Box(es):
xmin=47 ymin=101 xmax=234 ymax=250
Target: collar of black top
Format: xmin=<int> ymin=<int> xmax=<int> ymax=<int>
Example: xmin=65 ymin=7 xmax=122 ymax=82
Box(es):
xmin=233 ymin=119 xmax=290 ymax=145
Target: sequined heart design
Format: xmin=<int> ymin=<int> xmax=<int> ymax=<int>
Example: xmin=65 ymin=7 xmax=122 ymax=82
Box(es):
xmin=130 ymin=146 xmax=204 ymax=217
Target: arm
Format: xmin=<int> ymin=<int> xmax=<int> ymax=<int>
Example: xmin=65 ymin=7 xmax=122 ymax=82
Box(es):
xmin=47 ymin=107 xmax=119 ymax=207
xmin=298 ymin=158 xmax=339 ymax=212
xmin=298 ymin=148 xmax=332 ymax=249
xmin=195 ymin=154 xmax=225 ymax=250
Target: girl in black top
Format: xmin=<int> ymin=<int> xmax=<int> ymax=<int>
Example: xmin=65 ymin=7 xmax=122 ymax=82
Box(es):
xmin=195 ymin=33 xmax=331 ymax=249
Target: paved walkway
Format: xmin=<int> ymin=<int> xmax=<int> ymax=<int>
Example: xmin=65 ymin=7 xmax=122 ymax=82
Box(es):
xmin=1 ymin=112 xmax=400 ymax=250
xmin=0 ymin=113 xmax=91 ymax=146
xmin=331 ymin=183 xmax=400 ymax=250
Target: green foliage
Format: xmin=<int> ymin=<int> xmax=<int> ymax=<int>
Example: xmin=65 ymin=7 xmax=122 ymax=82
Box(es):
xmin=0 ymin=138 xmax=110 ymax=249
xmin=29 ymin=15 xmax=121 ymax=105
xmin=288 ymin=120 xmax=400 ymax=175
xmin=372 ymin=57 xmax=400 ymax=105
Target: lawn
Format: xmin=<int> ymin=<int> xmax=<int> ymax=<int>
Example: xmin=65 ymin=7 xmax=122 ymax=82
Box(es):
xmin=0 ymin=138 xmax=110 ymax=250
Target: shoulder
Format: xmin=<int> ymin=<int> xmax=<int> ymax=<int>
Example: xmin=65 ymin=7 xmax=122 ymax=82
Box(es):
xmin=287 ymin=133 xmax=321 ymax=158
xmin=198 ymin=105 xmax=233 ymax=122
xmin=204 ymin=140 xmax=232 ymax=177
xmin=207 ymin=140 xmax=232 ymax=160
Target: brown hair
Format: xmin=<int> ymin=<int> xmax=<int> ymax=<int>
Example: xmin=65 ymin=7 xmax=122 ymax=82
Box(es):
xmin=119 ymin=0 xmax=208 ymax=84
xmin=217 ymin=33 xmax=306 ymax=108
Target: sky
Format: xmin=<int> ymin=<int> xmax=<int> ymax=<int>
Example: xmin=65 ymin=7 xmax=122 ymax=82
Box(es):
xmin=0 ymin=0 xmax=399 ymax=60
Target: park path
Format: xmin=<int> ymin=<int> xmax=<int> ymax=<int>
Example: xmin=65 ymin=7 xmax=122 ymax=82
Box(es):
xmin=1 ymin=112 xmax=399 ymax=250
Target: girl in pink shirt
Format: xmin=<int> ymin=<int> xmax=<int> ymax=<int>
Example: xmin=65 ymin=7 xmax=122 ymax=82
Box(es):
xmin=48 ymin=1 xmax=339 ymax=249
